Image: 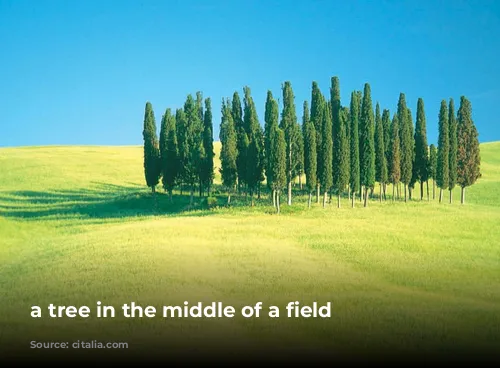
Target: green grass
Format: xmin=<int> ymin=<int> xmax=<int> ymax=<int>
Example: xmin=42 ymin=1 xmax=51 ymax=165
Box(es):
xmin=1 ymin=142 xmax=499 ymax=360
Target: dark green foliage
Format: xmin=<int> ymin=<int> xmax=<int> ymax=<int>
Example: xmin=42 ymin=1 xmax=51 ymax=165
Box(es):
xmin=304 ymin=112 xmax=317 ymax=193
xmin=292 ymin=121 xmax=304 ymax=180
xmin=389 ymin=114 xmax=401 ymax=185
xmin=448 ymin=98 xmax=457 ymax=191
xmin=142 ymin=102 xmax=161 ymax=192
xmin=359 ymin=83 xmax=375 ymax=189
xmin=398 ymin=93 xmax=413 ymax=186
xmin=374 ymin=103 xmax=388 ymax=185
xmin=319 ymin=96 xmax=333 ymax=191
xmin=200 ymin=98 xmax=214 ymax=194
xmin=243 ymin=86 xmax=264 ymax=197
xmin=159 ymin=108 xmax=178 ymax=195
xmin=456 ymin=96 xmax=481 ymax=188
xmin=270 ymin=127 xmax=286 ymax=192
xmin=219 ymin=99 xmax=238 ymax=192
xmin=330 ymin=76 xmax=341 ymax=149
xmin=232 ymin=91 xmax=247 ymax=189
xmin=334 ymin=106 xmax=350 ymax=193
xmin=183 ymin=94 xmax=204 ymax=189
xmin=264 ymin=91 xmax=279 ymax=188
xmin=279 ymin=81 xmax=299 ymax=187
xmin=382 ymin=108 xmax=391 ymax=173
xmin=436 ymin=100 xmax=449 ymax=189
xmin=408 ymin=108 xmax=418 ymax=192
xmin=349 ymin=91 xmax=361 ymax=194
xmin=196 ymin=91 xmax=204 ymax=123
xmin=414 ymin=98 xmax=429 ymax=185
xmin=429 ymin=144 xmax=437 ymax=180
xmin=310 ymin=81 xmax=323 ymax=188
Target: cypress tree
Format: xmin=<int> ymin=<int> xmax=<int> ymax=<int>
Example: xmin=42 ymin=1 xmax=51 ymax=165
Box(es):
xmin=142 ymin=102 xmax=161 ymax=193
xmin=349 ymin=91 xmax=360 ymax=207
xmin=333 ymin=106 xmax=350 ymax=208
xmin=279 ymin=81 xmax=298 ymax=205
xmin=244 ymin=86 xmax=264 ymax=205
xmin=388 ymin=114 xmax=401 ymax=200
xmin=359 ymin=83 xmax=375 ymax=207
xmin=175 ymin=108 xmax=187 ymax=194
xmin=414 ymin=98 xmax=429 ymax=200
xmin=196 ymin=91 xmax=204 ymax=123
xmin=201 ymin=98 xmax=214 ymax=196
xmin=428 ymin=144 xmax=437 ymax=200
xmin=183 ymin=94 xmax=204 ymax=204
xmin=436 ymin=100 xmax=449 ymax=203
xmin=264 ymin=91 xmax=279 ymax=194
xmin=398 ymin=93 xmax=413 ymax=202
xmin=232 ymin=91 xmax=247 ymax=192
xmin=319 ymin=96 xmax=333 ymax=207
xmin=293 ymin=121 xmax=304 ymax=191
xmin=304 ymin=107 xmax=317 ymax=209
xmin=219 ymin=99 xmax=238 ymax=204
xmin=331 ymin=77 xmax=341 ymax=201
xmin=381 ymin=108 xmax=391 ymax=198
xmin=448 ymin=98 xmax=457 ymax=203
xmin=375 ymin=102 xmax=388 ymax=201
xmin=160 ymin=108 xmax=178 ymax=201
xmin=456 ymin=96 xmax=481 ymax=204
xmin=310 ymin=81 xmax=323 ymax=202
xmin=270 ymin=127 xmax=286 ymax=214
xmin=408 ymin=108 xmax=417 ymax=200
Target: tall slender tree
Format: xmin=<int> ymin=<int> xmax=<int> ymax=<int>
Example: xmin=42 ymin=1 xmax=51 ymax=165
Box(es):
xmin=310 ymin=81 xmax=323 ymax=203
xmin=219 ymin=99 xmax=238 ymax=204
xmin=408 ymin=108 xmax=418 ymax=200
xmin=359 ymin=83 xmax=375 ymax=207
xmin=428 ymin=144 xmax=437 ymax=200
xmin=381 ymin=108 xmax=391 ymax=198
xmin=349 ymin=91 xmax=361 ymax=207
xmin=436 ymin=100 xmax=449 ymax=203
xmin=232 ymin=91 xmax=247 ymax=192
xmin=175 ymin=108 xmax=187 ymax=194
xmin=243 ymin=87 xmax=264 ymax=205
xmin=456 ymin=96 xmax=481 ymax=204
xmin=293 ymin=122 xmax=304 ymax=191
xmin=160 ymin=108 xmax=178 ymax=201
xmin=414 ymin=98 xmax=429 ymax=200
xmin=375 ymin=102 xmax=388 ymax=201
xmin=333 ymin=106 xmax=350 ymax=208
xmin=270 ymin=127 xmax=286 ymax=214
xmin=448 ymin=98 xmax=457 ymax=203
xmin=319 ymin=96 xmax=332 ymax=207
xmin=264 ymin=91 xmax=279 ymax=196
xmin=201 ymin=98 xmax=214 ymax=196
xmin=280 ymin=81 xmax=298 ymax=205
xmin=142 ymin=102 xmax=161 ymax=194
xmin=304 ymin=108 xmax=317 ymax=209
xmin=398 ymin=93 xmax=412 ymax=201
xmin=388 ymin=114 xmax=401 ymax=200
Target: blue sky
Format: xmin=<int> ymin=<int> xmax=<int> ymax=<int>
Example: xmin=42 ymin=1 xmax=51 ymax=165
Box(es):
xmin=1 ymin=0 xmax=499 ymax=147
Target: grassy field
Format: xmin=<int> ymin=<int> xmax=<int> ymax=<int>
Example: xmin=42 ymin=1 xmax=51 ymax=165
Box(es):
xmin=1 ymin=141 xmax=499 ymax=362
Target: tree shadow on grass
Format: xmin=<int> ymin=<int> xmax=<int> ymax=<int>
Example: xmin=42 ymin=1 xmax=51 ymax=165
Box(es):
xmin=0 ymin=182 xmax=226 ymax=222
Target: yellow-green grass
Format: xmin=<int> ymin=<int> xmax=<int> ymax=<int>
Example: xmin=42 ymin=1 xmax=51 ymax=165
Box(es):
xmin=0 ymin=142 xmax=499 ymax=361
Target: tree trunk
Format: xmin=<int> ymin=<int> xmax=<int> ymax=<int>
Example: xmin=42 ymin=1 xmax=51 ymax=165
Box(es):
xmin=461 ymin=187 xmax=465 ymax=204
xmin=383 ymin=183 xmax=387 ymax=201
xmin=257 ymin=183 xmax=261 ymax=199
xmin=277 ymin=190 xmax=281 ymax=214
xmin=409 ymin=186 xmax=412 ymax=200
xmin=404 ymin=184 xmax=407 ymax=202
xmin=308 ymin=192 xmax=312 ymax=209
xmin=316 ymin=183 xmax=320 ymax=204
xmin=151 ymin=185 xmax=156 ymax=194
xmin=190 ymin=187 xmax=194 ymax=205
xmin=288 ymin=180 xmax=292 ymax=205
xmin=432 ymin=180 xmax=435 ymax=200
xmin=439 ymin=188 xmax=443 ymax=203
xmin=348 ymin=184 xmax=351 ymax=201
xmin=361 ymin=185 xmax=364 ymax=203
xmin=227 ymin=193 xmax=231 ymax=205
xmin=426 ymin=180 xmax=429 ymax=201
xmin=420 ymin=181 xmax=424 ymax=201
xmin=323 ymin=192 xmax=327 ymax=208
xmin=250 ymin=191 xmax=254 ymax=207
xmin=352 ymin=191 xmax=355 ymax=208
xmin=180 ymin=183 xmax=183 ymax=195
xmin=337 ymin=193 xmax=341 ymax=208
xmin=299 ymin=175 xmax=303 ymax=191
xmin=363 ymin=186 xmax=368 ymax=207
xmin=169 ymin=189 xmax=173 ymax=203
xmin=449 ymin=189 xmax=453 ymax=204
xmin=199 ymin=179 xmax=202 ymax=197
xmin=379 ymin=183 xmax=383 ymax=202
xmin=392 ymin=183 xmax=395 ymax=202
xmin=272 ymin=189 xmax=276 ymax=208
